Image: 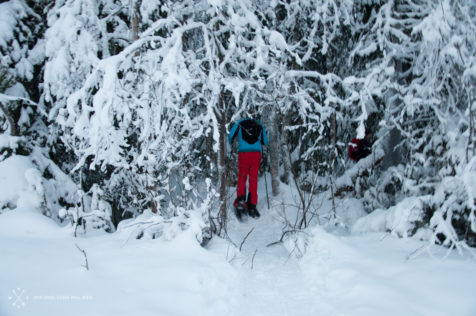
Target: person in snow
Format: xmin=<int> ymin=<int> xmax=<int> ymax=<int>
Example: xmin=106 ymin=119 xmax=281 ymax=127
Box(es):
xmin=228 ymin=117 xmax=268 ymax=219
xmin=348 ymin=128 xmax=373 ymax=162
xmin=358 ymin=128 xmax=373 ymax=159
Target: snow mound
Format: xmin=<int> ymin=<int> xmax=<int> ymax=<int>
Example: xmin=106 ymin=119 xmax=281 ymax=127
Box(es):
xmin=0 ymin=153 xmax=77 ymax=220
xmin=0 ymin=155 xmax=39 ymax=211
xmin=0 ymin=207 xmax=60 ymax=238
xmin=351 ymin=196 xmax=431 ymax=237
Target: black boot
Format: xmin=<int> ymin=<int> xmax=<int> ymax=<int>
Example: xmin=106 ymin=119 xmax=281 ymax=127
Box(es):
xmin=246 ymin=192 xmax=252 ymax=210
xmin=233 ymin=195 xmax=247 ymax=220
xmin=248 ymin=204 xmax=260 ymax=218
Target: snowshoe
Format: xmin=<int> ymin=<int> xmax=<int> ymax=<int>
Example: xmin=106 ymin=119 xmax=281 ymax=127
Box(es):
xmin=248 ymin=204 xmax=260 ymax=218
xmin=233 ymin=196 xmax=247 ymax=221
xmin=246 ymin=193 xmax=260 ymax=218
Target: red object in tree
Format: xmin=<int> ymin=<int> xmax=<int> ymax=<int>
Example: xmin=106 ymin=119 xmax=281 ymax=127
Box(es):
xmin=348 ymin=138 xmax=361 ymax=161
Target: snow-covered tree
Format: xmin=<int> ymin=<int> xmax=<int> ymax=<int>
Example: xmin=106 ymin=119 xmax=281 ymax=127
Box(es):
xmin=406 ymin=0 xmax=476 ymax=247
xmin=1 ymin=0 xmax=473 ymax=248
xmin=0 ymin=0 xmax=46 ymax=141
xmin=0 ymin=0 xmax=82 ymax=225
xmin=349 ymin=0 xmax=476 ymax=247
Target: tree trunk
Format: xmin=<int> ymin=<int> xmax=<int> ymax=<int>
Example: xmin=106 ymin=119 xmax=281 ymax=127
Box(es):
xmin=131 ymin=0 xmax=139 ymax=42
xmin=217 ymin=87 xmax=227 ymax=235
xmin=280 ymin=110 xmax=291 ymax=185
xmin=331 ymin=110 xmax=336 ymax=169
xmin=330 ymin=110 xmax=337 ymax=220
xmin=131 ymin=0 xmax=140 ymax=59
xmin=467 ymin=88 xmax=474 ymax=163
xmin=270 ymin=109 xmax=280 ymax=196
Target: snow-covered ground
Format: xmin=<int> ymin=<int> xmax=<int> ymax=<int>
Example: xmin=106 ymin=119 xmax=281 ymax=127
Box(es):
xmin=1 ymin=157 xmax=476 ymax=316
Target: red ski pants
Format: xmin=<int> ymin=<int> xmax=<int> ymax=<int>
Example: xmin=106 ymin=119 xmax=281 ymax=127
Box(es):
xmin=236 ymin=152 xmax=261 ymax=205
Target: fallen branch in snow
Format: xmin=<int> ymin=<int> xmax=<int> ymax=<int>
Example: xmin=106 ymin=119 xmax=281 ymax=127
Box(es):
xmin=266 ymin=229 xmax=308 ymax=247
xmin=75 ymin=243 xmax=89 ymax=271
xmin=121 ymin=219 xmax=173 ymax=229
xmin=239 ymin=227 xmax=254 ymax=251
xmin=405 ymin=242 xmax=476 ymax=262
xmin=251 ymin=249 xmax=258 ymax=269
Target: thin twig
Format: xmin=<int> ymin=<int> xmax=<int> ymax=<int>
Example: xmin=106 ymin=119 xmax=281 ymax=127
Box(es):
xmin=239 ymin=227 xmax=254 ymax=251
xmin=266 ymin=229 xmax=301 ymax=247
xmin=405 ymin=245 xmax=427 ymax=262
xmin=75 ymin=243 xmax=89 ymax=271
xmin=251 ymin=249 xmax=258 ymax=269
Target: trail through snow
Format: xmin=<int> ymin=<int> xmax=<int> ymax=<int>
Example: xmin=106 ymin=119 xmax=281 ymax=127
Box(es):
xmin=0 ymin=178 xmax=475 ymax=316
xmin=209 ymin=177 xmax=476 ymax=316
xmin=214 ymin=201 xmax=476 ymax=316
xmin=214 ymin=205 xmax=335 ymax=315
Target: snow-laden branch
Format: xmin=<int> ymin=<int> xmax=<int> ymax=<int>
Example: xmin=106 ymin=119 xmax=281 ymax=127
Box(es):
xmin=0 ymin=93 xmax=37 ymax=106
xmin=334 ymin=146 xmax=385 ymax=192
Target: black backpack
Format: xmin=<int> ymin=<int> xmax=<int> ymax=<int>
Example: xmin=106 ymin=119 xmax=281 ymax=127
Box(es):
xmin=234 ymin=119 xmax=263 ymax=145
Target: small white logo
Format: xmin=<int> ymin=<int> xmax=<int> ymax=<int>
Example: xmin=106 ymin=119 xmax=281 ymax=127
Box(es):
xmin=8 ymin=288 xmax=28 ymax=309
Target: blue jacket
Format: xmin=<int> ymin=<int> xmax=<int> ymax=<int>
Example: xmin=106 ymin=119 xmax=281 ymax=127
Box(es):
xmin=228 ymin=118 xmax=268 ymax=152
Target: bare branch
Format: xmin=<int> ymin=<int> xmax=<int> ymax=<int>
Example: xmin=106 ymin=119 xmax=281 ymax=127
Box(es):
xmin=75 ymin=243 xmax=89 ymax=271
xmin=239 ymin=227 xmax=254 ymax=251
xmin=251 ymin=249 xmax=258 ymax=269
